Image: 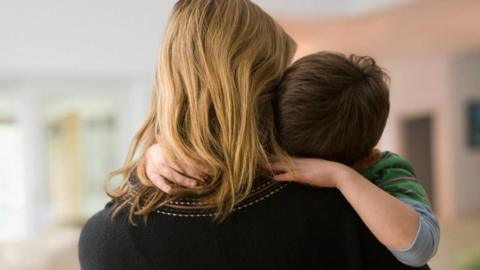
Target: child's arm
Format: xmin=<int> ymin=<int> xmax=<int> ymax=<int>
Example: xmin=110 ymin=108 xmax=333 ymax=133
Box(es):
xmin=335 ymin=167 xmax=421 ymax=249
xmin=362 ymin=151 xmax=439 ymax=266
xmin=272 ymin=158 xmax=419 ymax=250
xmin=390 ymin=199 xmax=439 ymax=266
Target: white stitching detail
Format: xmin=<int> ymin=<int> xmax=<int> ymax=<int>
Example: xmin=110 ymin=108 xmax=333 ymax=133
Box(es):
xmin=156 ymin=183 xmax=288 ymax=218
xmin=166 ymin=180 xmax=274 ymax=206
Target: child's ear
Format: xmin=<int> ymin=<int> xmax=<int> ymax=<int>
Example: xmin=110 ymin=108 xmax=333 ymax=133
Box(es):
xmin=370 ymin=149 xmax=381 ymax=164
xmin=353 ymin=149 xmax=382 ymax=173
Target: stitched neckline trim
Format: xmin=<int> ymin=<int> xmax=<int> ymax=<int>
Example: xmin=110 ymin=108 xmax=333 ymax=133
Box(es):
xmin=155 ymin=180 xmax=288 ymax=217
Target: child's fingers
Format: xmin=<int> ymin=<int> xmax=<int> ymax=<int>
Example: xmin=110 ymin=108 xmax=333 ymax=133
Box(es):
xmin=159 ymin=166 xmax=198 ymax=188
xmin=273 ymin=173 xmax=295 ymax=182
xmin=145 ymin=144 xmax=206 ymax=185
xmin=179 ymin=162 xmax=209 ymax=182
xmin=149 ymin=174 xmax=173 ymax=194
xmin=169 ymin=164 xmax=204 ymax=183
xmin=270 ymin=162 xmax=288 ymax=172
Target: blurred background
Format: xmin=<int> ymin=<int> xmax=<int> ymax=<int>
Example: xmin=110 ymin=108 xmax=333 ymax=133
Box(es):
xmin=0 ymin=0 xmax=479 ymax=269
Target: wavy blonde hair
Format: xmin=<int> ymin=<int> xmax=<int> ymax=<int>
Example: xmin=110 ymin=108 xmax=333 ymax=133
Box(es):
xmin=107 ymin=0 xmax=297 ymax=223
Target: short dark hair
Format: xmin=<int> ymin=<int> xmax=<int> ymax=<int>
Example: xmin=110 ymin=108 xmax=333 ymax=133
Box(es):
xmin=274 ymin=52 xmax=390 ymax=165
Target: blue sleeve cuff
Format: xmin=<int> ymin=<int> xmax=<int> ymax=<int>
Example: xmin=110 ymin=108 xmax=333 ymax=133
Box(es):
xmin=388 ymin=200 xmax=440 ymax=267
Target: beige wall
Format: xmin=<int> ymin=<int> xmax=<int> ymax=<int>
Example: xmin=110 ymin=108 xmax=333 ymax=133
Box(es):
xmin=385 ymin=56 xmax=456 ymax=220
xmin=450 ymin=53 xmax=480 ymax=217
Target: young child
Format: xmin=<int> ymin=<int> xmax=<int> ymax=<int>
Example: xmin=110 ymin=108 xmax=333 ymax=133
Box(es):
xmin=144 ymin=52 xmax=439 ymax=267
xmin=269 ymin=52 xmax=439 ymax=267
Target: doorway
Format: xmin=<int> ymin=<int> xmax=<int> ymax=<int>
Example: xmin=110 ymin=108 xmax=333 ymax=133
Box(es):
xmin=402 ymin=116 xmax=435 ymax=208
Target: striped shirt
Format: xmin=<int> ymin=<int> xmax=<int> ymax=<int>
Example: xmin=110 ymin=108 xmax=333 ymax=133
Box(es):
xmin=362 ymin=151 xmax=440 ymax=267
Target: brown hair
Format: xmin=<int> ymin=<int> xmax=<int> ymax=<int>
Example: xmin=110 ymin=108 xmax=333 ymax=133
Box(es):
xmin=106 ymin=0 xmax=296 ymax=224
xmin=274 ymin=51 xmax=390 ymax=166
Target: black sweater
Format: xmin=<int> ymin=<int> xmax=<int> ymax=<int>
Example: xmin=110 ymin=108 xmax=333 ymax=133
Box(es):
xmin=79 ymin=180 xmax=429 ymax=270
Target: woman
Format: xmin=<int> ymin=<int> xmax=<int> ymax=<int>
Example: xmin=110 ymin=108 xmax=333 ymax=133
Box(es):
xmin=79 ymin=1 xmax=428 ymax=269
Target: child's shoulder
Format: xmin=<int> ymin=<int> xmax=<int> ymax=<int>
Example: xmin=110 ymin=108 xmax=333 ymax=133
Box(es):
xmin=362 ymin=151 xmax=417 ymax=182
xmin=379 ymin=151 xmax=416 ymax=174
xmin=363 ymin=151 xmax=432 ymax=207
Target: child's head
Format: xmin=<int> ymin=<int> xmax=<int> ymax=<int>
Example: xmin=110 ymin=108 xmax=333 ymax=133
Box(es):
xmin=275 ymin=51 xmax=390 ymax=166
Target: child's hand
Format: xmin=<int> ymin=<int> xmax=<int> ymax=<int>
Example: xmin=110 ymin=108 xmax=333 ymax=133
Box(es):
xmin=145 ymin=144 xmax=205 ymax=193
xmin=270 ymin=157 xmax=352 ymax=189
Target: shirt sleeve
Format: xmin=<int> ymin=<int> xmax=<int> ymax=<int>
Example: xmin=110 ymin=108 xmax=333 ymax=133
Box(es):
xmin=388 ymin=199 xmax=440 ymax=267
xmin=361 ymin=152 xmax=439 ymax=266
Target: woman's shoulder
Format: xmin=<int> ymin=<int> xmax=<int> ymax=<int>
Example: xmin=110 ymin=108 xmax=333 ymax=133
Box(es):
xmin=78 ymin=202 xmax=146 ymax=270
xmin=80 ymin=202 xmax=118 ymax=241
xmin=79 ymin=203 xmax=116 ymax=265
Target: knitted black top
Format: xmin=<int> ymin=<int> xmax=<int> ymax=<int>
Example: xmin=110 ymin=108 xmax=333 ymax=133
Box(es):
xmin=78 ymin=179 xmax=429 ymax=270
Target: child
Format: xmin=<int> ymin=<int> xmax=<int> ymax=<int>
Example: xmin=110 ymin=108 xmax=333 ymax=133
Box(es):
xmin=144 ymin=52 xmax=439 ymax=267
xmin=269 ymin=52 xmax=439 ymax=267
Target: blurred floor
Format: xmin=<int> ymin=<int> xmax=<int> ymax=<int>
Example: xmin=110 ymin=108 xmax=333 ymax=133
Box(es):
xmin=430 ymin=216 xmax=480 ymax=270
xmin=1 ymin=216 xmax=479 ymax=270
xmin=0 ymin=228 xmax=80 ymax=270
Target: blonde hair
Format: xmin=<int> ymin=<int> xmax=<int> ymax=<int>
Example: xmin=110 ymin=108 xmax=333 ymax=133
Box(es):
xmin=107 ymin=0 xmax=297 ymax=223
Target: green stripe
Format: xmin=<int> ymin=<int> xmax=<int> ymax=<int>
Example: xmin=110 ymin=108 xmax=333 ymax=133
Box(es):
xmin=362 ymin=151 xmax=431 ymax=206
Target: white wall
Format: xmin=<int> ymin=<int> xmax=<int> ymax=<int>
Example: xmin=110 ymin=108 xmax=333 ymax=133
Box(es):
xmin=0 ymin=0 xmax=177 ymax=78
xmin=0 ymin=0 xmax=412 ymax=80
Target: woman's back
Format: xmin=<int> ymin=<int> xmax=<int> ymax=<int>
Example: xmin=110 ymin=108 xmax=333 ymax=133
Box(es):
xmin=79 ymin=180 xmax=429 ymax=270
